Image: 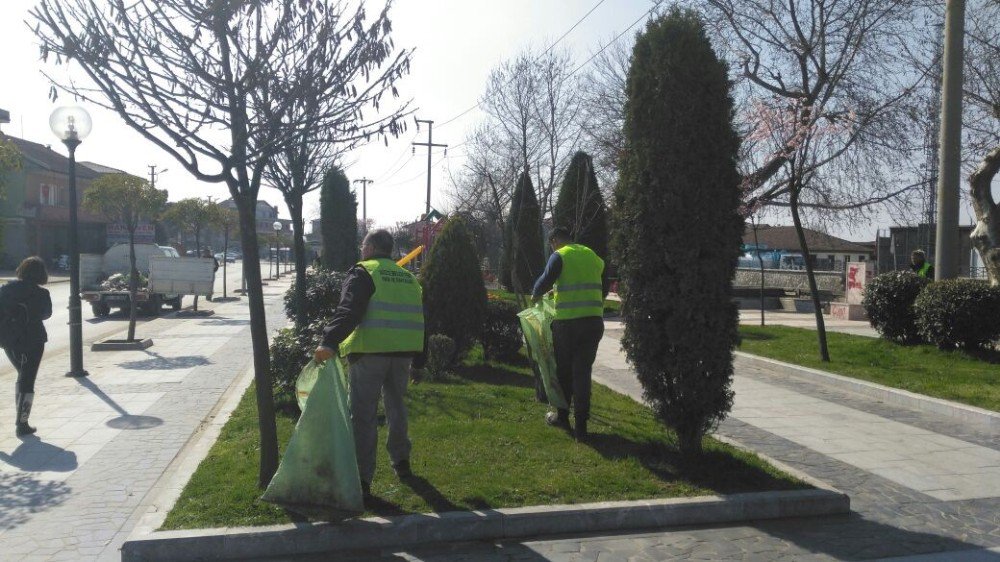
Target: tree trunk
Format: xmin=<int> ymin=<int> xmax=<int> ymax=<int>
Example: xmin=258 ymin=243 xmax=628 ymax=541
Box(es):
xmin=235 ymin=194 xmax=279 ymax=487
xmin=194 ymin=230 xmax=201 ymax=311
xmin=751 ymin=215 xmax=765 ymax=326
xmin=287 ymin=198 xmax=308 ymax=333
xmin=677 ymin=425 xmax=703 ymax=456
xmin=969 ymin=145 xmax=1000 ymax=286
xmin=127 ymin=232 xmax=138 ymax=342
xmin=790 ymin=184 xmax=830 ymax=362
xmin=223 ymin=226 xmax=229 ymax=299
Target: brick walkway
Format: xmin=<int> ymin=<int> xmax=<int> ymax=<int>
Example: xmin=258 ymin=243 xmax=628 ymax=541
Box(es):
xmin=0 ymin=280 xmax=289 ymax=561
xmin=316 ymin=322 xmax=999 ymax=561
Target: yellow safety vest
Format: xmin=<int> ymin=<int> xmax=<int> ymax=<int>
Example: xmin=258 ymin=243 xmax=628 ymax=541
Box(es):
xmin=553 ymin=244 xmax=605 ymax=320
xmin=339 ymin=258 xmax=424 ymax=356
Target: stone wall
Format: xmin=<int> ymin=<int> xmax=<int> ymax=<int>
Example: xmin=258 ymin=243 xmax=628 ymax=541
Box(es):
xmin=734 ymin=268 xmax=844 ymax=295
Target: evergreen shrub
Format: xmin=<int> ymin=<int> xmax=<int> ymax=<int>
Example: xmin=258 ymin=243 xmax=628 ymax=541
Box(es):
xmin=611 ymin=9 xmax=743 ymax=454
xmin=426 ymin=334 xmax=456 ymax=381
xmin=862 ymin=271 xmax=929 ymax=344
xmin=482 ymin=297 xmax=523 ymax=363
xmin=914 ymin=279 xmax=1000 ymax=350
xmin=421 ymin=217 xmax=488 ymax=356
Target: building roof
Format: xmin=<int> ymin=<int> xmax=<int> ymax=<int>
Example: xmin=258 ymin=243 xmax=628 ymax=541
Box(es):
xmin=743 ymin=225 xmax=873 ymax=254
xmin=4 ymin=135 xmax=101 ymax=179
xmin=80 ymin=161 xmax=129 ymax=175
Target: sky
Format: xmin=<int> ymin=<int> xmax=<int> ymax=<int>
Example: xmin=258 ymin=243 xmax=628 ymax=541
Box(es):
xmin=0 ymin=0 xmax=985 ymax=243
xmin=0 ymin=0 xmax=653 ymax=234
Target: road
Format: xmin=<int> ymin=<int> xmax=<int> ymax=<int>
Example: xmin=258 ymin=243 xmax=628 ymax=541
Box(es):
xmin=0 ymin=259 xmax=290 ymax=376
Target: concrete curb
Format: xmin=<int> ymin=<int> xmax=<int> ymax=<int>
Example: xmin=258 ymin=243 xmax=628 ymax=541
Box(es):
xmin=736 ymin=351 xmax=1000 ymax=431
xmin=121 ymin=488 xmax=849 ymax=561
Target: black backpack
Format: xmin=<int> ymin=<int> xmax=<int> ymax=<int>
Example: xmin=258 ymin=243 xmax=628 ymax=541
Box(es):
xmin=0 ymin=292 xmax=28 ymax=351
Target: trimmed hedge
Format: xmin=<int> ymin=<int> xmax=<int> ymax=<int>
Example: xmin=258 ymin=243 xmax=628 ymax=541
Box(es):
xmin=914 ymin=279 xmax=1000 ymax=350
xmin=482 ymin=298 xmax=523 ymax=363
xmin=862 ymin=271 xmax=929 ymax=344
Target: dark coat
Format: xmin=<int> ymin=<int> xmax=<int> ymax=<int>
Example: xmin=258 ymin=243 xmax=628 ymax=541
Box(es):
xmin=0 ymin=280 xmax=53 ymax=346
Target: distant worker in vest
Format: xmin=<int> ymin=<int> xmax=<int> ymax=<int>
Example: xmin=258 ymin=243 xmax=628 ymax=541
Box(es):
xmin=910 ymin=249 xmax=934 ymax=279
xmin=314 ymin=229 xmax=425 ymax=500
xmin=531 ymin=228 xmax=608 ymax=441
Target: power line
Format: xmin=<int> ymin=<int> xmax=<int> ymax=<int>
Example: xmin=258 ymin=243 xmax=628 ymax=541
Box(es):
xmin=436 ymin=0 xmax=612 ymax=131
xmin=382 ymin=154 xmax=448 ymax=189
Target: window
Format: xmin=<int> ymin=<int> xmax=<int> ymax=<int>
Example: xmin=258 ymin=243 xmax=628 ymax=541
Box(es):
xmin=40 ymin=184 xmax=51 ymax=205
xmin=859 ymin=255 xmax=866 ymax=262
xmin=845 ymin=255 xmax=851 ymax=262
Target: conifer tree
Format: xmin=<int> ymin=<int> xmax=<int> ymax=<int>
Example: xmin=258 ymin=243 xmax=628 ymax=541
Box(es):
xmin=612 ymin=9 xmax=744 ymax=454
xmin=554 ymin=151 xmax=608 ymax=259
xmin=421 ymin=216 xmax=488 ymax=355
xmin=319 ymin=167 xmax=358 ymax=271
xmin=501 ymin=171 xmax=545 ymax=294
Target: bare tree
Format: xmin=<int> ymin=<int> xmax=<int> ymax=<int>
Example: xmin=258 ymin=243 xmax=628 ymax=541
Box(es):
xmin=32 ymin=0 xmax=408 ymax=486
xmin=579 ymin=36 xmax=631 ymax=190
xmin=476 ymin=48 xmax=581 ymax=219
xmin=704 ymin=0 xmax=929 ymax=361
xmin=263 ymin=3 xmax=411 ymax=332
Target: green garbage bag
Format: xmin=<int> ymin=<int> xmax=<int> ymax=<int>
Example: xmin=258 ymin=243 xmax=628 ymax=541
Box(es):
xmin=518 ymin=298 xmax=568 ymax=410
xmin=261 ymin=359 xmax=363 ymax=518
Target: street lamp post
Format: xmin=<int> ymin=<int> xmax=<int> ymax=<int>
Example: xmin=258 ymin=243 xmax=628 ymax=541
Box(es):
xmin=273 ymin=221 xmax=282 ymax=280
xmin=49 ymin=106 xmax=92 ymax=378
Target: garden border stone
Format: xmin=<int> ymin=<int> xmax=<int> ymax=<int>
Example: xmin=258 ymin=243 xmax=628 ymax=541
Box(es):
xmin=736 ymin=351 xmax=1000 ymax=430
xmin=121 ymin=486 xmax=848 ymax=561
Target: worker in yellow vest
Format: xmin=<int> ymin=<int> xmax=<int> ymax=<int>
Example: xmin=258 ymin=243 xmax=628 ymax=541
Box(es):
xmin=531 ymin=228 xmax=607 ymax=440
xmin=910 ymin=249 xmax=935 ymax=279
xmin=314 ymin=230 xmax=425 ymax=500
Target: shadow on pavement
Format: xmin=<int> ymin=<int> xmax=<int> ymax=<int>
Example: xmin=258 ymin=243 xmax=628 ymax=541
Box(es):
xmin=0 ymin=437 xmax=78 ymax=472
xmin=73 ymin=376 xmax=164 ymax=431
xmin=0 ymin=471 xmax=72 ymax=532
xmin=118 ymin=351 xmax=211 ymax=370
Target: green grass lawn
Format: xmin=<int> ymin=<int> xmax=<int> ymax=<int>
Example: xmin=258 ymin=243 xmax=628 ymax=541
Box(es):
xmin=161 ymin=352 xmax=804 ymax=530
xmin=739 ymin=325 xmax=1000 ymax=412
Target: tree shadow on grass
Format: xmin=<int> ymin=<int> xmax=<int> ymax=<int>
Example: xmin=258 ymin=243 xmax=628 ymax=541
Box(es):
xmin=961 ymin=346 xmax=1000 ymax=365
xmin=450 ymin=363 xmax=534 ymax=389
xmin=739 ymin=331 xmax=778 ymax=342
xmin=584 ymin=432 xmax=807 ymax=495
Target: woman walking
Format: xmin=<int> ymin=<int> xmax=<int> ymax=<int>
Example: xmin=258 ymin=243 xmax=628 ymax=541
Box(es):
xmin=1 ymin=257 xmax=52 ymax=436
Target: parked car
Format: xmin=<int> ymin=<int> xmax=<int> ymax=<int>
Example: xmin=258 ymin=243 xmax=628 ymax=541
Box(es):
xmin=214 ymin=252 xmax=236 ymax=263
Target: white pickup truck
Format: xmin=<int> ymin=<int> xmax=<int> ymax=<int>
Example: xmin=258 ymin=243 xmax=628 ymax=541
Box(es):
xmin=80 ymin=244 xmax=192 ymax=317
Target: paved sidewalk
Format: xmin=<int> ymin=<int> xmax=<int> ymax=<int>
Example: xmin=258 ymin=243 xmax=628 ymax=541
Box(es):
xmin=326 ymin=322 xmax=999 ymax=561
xmin=0 ymin=280 xmax=290 ymax=561
xmin=739 ymin=309 xmax=878 ymax=338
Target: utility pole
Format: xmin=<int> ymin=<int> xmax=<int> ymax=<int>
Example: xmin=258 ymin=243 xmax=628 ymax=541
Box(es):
xmin=412 ymin=119 xmax=447 ymax=219
xmin=353 ymin=178 xmax=373 ymax=237
xmin=148 ymin=165 xmax=167 ymax=188
xmin=934 ymin=0 xmax=965 ymax=281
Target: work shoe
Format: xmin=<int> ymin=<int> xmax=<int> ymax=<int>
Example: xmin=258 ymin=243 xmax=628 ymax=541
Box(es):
xmin=545 ymin=410 xmax=570 ymax=430
xmin=16 ymin=422 xmax=37 ymax=437
xmin=574 ymin=419 xmax=588 ymax=442
xmin=392 ymin=460 xmax=413 ymax=479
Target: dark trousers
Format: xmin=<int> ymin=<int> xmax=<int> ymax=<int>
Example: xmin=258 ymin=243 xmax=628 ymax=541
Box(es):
xmin=551 ymin=316 xmax=604 ymax=421
xmin=6 ymin=343 xmax=44 ymax=394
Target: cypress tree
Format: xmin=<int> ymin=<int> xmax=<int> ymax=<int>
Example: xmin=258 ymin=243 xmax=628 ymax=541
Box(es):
xmin=421 ymin=216 xmax=488 ymax=356
xmin=319 ymin=167 xmax=359 ymax=271
xmin=501 ymin=171 xmax=545 ymax=294
xmin=554 ymin=151 xmax=608 ymax=259
xmin=612 ymin=9 xmax=744 ymax=455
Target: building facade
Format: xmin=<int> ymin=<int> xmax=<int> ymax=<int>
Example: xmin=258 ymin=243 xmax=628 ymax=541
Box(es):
xmin=0 ymin=135 xmax=110 ymax=269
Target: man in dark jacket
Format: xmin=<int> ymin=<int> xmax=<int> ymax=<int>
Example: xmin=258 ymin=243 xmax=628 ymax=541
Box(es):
xmin=531 ymin=228 xmax=608 ymax=440
xmin=314 ymin=230 xmax=425 ymax=499
xmin=0 ymin=257 xmax=53 ymax=436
